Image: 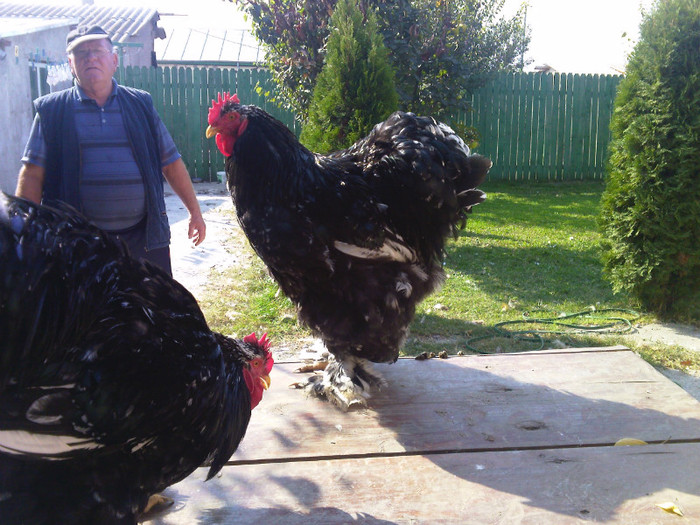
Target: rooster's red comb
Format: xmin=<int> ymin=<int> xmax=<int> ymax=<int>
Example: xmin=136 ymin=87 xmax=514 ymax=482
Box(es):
xmin=208 ymin=92 xmax=241 ymax=124
xmin=244 ymin=332 xmax=271 ymax=352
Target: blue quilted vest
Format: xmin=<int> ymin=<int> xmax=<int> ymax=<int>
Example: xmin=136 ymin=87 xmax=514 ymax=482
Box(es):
xmin=34 ymin=85 xmax=170 ymax=250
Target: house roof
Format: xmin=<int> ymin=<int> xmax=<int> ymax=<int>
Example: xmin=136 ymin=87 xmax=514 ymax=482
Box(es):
xmin=0 ymin=15 xmax=76 ymax=38
xmin=0 ymin=2 xmax=164 ymax=43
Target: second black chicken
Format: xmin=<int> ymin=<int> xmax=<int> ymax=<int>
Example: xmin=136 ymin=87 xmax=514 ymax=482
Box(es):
xmin=0 ymin=193 xmax=273 ymax=524
xmin=207 ymin=94 xmax=490 ymax=409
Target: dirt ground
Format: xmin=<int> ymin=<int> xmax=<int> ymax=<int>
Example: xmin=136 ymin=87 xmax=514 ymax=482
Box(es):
xmin=165 ymin=182 xmax=700 ymax=402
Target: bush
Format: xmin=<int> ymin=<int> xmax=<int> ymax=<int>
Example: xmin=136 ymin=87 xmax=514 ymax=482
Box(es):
xmin=300 ymin=0 xmax=398 ymax=153
xmin=599 ymin=0 xmax=700 ymax=322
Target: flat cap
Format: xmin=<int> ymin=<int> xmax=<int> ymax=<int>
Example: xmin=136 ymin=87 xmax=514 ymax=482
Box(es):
xmin=66 ymin=25 xmax=112 ymax=53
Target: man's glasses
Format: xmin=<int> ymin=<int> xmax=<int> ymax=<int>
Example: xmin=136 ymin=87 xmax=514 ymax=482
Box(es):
xmin=71 ymin=48 xmax=112 ymax=60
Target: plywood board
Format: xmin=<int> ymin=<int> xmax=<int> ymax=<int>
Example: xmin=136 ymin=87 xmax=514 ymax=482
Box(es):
xmin=139 ymin=347 xmax=700 ymax=524
xmin=144 ymin=443 xmax=700 ymax=524
xmin=231 ymin=347 xmax=700 ymax=462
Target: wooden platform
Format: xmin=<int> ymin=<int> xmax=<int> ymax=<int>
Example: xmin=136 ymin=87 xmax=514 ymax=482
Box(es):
xmin=143 ymin=346 xmax=700 ymax=524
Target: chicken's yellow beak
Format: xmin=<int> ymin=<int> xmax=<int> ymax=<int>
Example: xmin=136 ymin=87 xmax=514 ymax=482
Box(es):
xmin=205 ymin=125 xmax=218 ymax=139
xmin=260 ymin=375 xmax=271 ymax=390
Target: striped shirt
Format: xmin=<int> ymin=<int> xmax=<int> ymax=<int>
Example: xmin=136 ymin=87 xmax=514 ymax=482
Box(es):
xmin=22 ymin=80 xmax=180 ymax=231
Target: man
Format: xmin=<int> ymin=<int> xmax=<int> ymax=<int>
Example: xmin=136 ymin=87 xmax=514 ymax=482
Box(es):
xmin=16 ymin=25 xmax=205 ymax=276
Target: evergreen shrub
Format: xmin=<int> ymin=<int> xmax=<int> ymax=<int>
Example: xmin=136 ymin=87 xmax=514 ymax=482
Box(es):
xmin=300 ymin=0 xmax=398 ymax=153
xmin=599 ymin=0 xmax=700 ymax=322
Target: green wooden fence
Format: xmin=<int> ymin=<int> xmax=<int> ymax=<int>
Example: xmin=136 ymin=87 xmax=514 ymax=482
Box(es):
xmin=459 ymin=72 xmax=621 ymax=180
xmin=116 ymin=67 xmax=621 ymax=182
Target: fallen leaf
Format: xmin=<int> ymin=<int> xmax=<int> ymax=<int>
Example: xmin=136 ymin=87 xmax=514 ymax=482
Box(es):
xmin=614 ymin=437 xmax=648 ymax=446
xmin=655 ymin=502 xmax=683 ymax=516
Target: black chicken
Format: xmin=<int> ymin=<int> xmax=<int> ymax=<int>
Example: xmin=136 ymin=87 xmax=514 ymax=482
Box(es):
xmin=206 ymin=93 xmax=489 ymax=409
xmin=0 ymin=193 xmax=273 ymax=525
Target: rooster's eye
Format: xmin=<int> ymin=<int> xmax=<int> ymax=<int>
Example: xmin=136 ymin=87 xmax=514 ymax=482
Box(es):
xmin=252 ymin=359 xmax=261 ymax=368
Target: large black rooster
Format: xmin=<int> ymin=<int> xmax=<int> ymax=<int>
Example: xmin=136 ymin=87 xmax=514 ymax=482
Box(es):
xmin=207 ymin=93 xmax=489 ymax=409
xmin=0 ymin=193 xmax=273 ymax=525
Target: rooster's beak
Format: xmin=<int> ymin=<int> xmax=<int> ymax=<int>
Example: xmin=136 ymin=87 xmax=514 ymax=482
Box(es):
xmin=205 ymin=125 xmax=218 ymax=139
xmin=260 ymin=375 xmax=271 ymax=390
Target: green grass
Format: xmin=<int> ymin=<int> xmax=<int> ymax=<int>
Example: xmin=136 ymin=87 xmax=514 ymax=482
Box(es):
xmin=410 ymin=180 xmax=635 ymax=351
xmin=198 ymin=180 xmax=700 ymax=371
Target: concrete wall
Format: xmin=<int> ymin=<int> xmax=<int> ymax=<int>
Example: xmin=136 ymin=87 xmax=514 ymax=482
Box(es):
xmin=0 ymin=21 xmax=73 ymax=193
xmin=119 ymin=28 xmax=158 ymax=68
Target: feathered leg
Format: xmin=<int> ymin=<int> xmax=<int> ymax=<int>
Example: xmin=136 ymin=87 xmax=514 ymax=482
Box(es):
xmin=300 ymin=354 xmax=386 ymax=409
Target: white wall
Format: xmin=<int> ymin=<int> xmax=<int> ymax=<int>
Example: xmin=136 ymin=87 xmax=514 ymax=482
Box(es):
xmin=0 ymin=21 xmax=73 ymax=193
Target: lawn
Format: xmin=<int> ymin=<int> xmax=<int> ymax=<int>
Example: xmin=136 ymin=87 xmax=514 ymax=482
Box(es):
xmin=199 ymin=180 xmax=700 ymax=371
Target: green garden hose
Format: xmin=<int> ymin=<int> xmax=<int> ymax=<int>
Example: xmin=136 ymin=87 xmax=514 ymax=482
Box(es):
xmin=465 ymin=307 xmax=640 ymax=354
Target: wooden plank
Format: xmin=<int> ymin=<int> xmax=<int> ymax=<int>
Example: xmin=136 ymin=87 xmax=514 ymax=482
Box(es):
xmin=184 ymin=67 xmax=198 ymax=177
xmin=555 ymin=73 xmax=568 ymax=179
xmin=573 ymin=74 xmax=591 ymax=179
xmin=543 ymin=73 xmax=557 ymax=179
xmin=522 ymin=72 xmax=536 ymax=180
xmin=161 ymin=67 xmax=174 ymax=141
xmin=171 ymin=68 xmax=187 ymax=164
xmin=230 ymin=348 xmax=700 ymax=463
xmin=584 ymin=74 xmax=599 ymax=178
xmin=563 ymin=73 xmax=576 ymax=179
xmin=194 ymin=68 xmax=211 ymax=181
xmin=597 ymin=74 xmax=620 ymax=176
xmin=510 ymin=73 xmax=522 ymax=180
xmin=505 ymin=72 xmax=517 ymax=180
xmin=591 ymin=74 xmax=607 ymax=178
xmin=145 ymin=443 xmax=700 ymax=524
xmin=533 ymin=73 xmax=547 ymax=180
xmin=479 ymin=76 xmax=499 ymax=179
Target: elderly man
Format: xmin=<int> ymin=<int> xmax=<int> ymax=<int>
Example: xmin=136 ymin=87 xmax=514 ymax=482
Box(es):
xmin=16 ymin=25 xmax=205 ymax=275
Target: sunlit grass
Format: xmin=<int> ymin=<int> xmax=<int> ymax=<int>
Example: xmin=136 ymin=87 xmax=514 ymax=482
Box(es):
xmin=408 ymin=180 xmax=642 ymax=354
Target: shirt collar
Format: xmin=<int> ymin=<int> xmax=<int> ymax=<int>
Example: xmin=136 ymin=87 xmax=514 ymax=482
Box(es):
xmin=75 ymin=78 xmax=119 ymax=103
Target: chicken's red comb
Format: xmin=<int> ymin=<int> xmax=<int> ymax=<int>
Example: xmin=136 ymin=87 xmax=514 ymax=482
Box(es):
xmin=244 ymin=332 xmax=271 ymax=352
xmin=208 ymin=92 xmax=241 ymax=124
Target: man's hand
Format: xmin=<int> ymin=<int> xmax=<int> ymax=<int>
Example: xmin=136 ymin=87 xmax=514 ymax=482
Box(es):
xmin=188 ymin=213 xmax=206 ymax=246
xmin=162 ymin=158 xmax=207 ymax=246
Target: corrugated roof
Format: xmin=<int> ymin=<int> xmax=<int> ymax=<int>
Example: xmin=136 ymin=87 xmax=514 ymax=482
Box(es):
xmin=0 ymin=15 xmax=76 ymax=38
xmin=156 ymin=26 xmax=264 ymax=64
xmin=154 ymin=3 xmax=265 ymax=65
xmin=0 ymin=1 xmax=162 ymax=43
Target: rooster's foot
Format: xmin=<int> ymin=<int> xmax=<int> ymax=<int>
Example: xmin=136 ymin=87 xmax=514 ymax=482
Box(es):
xmin=296 ymin=355 xmax=386 ymax=410
xmin=141 ymin=493 xmax=174 ymax=515
xmin=294 ymin=360 xmax=329 ymax=373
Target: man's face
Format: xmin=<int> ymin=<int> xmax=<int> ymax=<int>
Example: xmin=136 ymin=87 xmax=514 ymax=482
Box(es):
xmin=68 ymin=39 xmax=117 ymax=88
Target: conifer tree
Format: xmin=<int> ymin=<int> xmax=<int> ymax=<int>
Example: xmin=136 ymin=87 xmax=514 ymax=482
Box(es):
xmin=599 ymin=0 xmax=700 ymax=321
xmin=300 ymin=0 xmax=398 ymax=153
